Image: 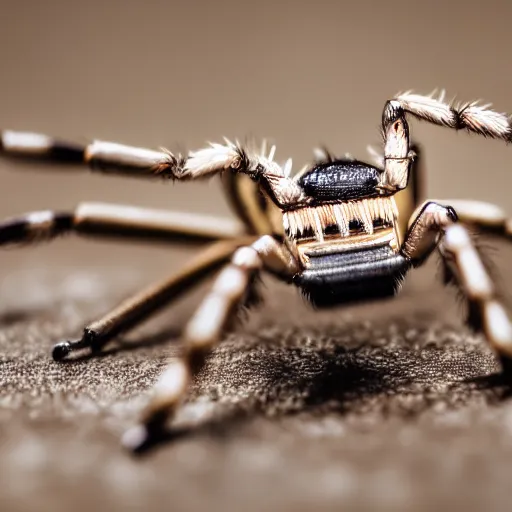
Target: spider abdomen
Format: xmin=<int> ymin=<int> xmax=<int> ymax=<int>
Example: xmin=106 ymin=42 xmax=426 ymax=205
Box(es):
xmin=294 ymin=244 xmax=410 ymax=307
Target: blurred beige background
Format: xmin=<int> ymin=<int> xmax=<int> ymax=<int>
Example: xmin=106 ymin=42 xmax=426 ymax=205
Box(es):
xmin=0 ymin=0 xmax=510 ymax=281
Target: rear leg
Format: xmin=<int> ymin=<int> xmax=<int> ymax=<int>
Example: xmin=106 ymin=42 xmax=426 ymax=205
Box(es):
xmin=0 ymin=203 xmax=245 ymax=247
xmin=52 ymin=238 xmax=252 ymax=360
xmin=402 ymin=201 xmax=512 ymax=365
xmin=0 ymin=203 xmax=249 ymax=359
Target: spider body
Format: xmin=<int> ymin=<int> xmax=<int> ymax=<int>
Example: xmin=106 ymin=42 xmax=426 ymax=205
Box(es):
xmin=282 ymin=160 xmax=408 ymax=306
xmin=2 ymin=90 xmax=512 ymax=451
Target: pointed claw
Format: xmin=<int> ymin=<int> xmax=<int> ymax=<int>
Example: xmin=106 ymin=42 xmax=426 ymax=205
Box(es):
xmin=52 ymin=341 xmax=72 ymax=361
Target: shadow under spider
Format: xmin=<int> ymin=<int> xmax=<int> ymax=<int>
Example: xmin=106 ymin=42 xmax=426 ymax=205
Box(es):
xmin=48 ymin=309 xmax=512 ymax=453
xmin=465 ymin=367 xmax=512 ymax=400
xmin=133 ymin=321 xmax=512 ymax=453
xmin=131 ymin=349 xmax=437 ymax=455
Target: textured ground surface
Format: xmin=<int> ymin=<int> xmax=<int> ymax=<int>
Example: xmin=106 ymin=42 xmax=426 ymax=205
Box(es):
xmin=1 ymin=240 xmax=512 ymax=512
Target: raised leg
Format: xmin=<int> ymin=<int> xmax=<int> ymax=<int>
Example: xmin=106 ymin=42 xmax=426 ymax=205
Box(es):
xmin=122 ymin=235 xmax=299 ymax=451
xmin=380 ymin=90 xmax=512 ymax=193
xmin=0 ymin=202 xmax=245 ymax=247
xmin=402 ymin=201 xmax=512 ymax=361
xmin=1 ymin=131 xmax=304 ymax=208
xmin=52 ymin=238 xmax=253 ymax=360
xmin=368 ymin=142 xmax=425 ymax=239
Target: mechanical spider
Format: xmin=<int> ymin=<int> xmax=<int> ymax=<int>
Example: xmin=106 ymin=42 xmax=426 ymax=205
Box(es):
xmin=1 ymin=91 xmax=512 ymax=451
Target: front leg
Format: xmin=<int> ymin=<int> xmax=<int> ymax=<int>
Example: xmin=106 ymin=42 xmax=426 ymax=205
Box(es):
xmin=0 ymin=131 xmax=304 ymax=208
xmin=380 ymin=90 xmax=512 ymax=193
xmin=122 ymin=235 xmax=299 ymax=451
xmin=401 ymin=201 xmax=512 ymax=363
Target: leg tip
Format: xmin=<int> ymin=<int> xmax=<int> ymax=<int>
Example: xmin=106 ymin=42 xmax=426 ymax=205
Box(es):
xmin=122 ymin=424 xmax=152 ymax=453
xmin=52 ymin=341 xmax=72 ymax=361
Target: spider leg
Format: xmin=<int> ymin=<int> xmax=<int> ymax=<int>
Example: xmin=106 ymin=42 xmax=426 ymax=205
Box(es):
xmin=380 ymin=90 xmax=512 ymax=192
xmin=0 ymin=130 xmax=172 ymax=176
xmin=52 ymin=238 xmax=254 ymax=360
xmin=402 ymin=201 xmax=512 ymax=362
xmin=0 ymin=203 xmax=245 ymax=247
xmin=392 ymin=142 xmax=425 ymax=239
xmin=122 ymin=235 xmax=299 ymax=451
xmin=432 ymin=199 xmax=512 ymax=241
xmin=0 ymin=131 xmax=304 ymax=208
xmin=221 ymin=172 xmax=282 ymax=236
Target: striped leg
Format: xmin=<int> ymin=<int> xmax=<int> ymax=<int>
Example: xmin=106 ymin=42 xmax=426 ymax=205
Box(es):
xmin=122 ymin=235 xmax=299 ymax=451
xmin=402 ymin=201 xmax=512 ymax=362
xmin=0 ymin=131 xmax=304 ymax=207
xmin=380 ymin=90 xmax=512 ymax=193
xmin=53 ymin=238 xmax=252 ymax=360
xmin=0 ymin=203 xmax=244 ymax=247
xmin=441 ymin=225 xmax=512 ymax=361
xmin=0 ymin=130 xmax=174 ymax=177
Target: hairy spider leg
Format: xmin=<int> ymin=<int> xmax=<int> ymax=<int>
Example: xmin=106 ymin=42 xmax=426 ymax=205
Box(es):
xmin=122 ymin=235 xmax=299 ymax=452
xmin=380 ymin=91 xmax=512 ymax=194
xmin=0 ymin=130 xmax=304 ymax=208
xmin=402 ymin=201 xmax=512 ymax=360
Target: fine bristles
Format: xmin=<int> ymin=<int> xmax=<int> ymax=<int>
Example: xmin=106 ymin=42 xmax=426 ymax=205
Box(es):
xmin=458 ymin=103 xmax=510 ymax=138
xmin=312 ymin=146 xmax=336 ymax=164
xmin=283 ymin=158 xmax=293 ymax=177
xmin=392 ymin=90 xmax=512 ymax=140
xmin=186 ymin=143 xmax=240 ymax=176
xmin=395 ymin=92 xmax=456 ymax=128
xmin=366 ymin=145 xmax=384 ymax=168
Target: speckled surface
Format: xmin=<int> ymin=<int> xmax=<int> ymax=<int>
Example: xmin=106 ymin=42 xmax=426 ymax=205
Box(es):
xmin=1 ymin=243 xmax=512 ymax=512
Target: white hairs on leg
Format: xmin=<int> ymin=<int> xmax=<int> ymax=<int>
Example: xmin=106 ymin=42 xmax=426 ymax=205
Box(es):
xmin=392 ymin=90 xmax=512 ymax=140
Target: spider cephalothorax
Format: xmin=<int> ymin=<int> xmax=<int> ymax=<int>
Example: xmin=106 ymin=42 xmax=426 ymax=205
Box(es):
xmin=1 ymin=90 xmax=512 ymax=451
